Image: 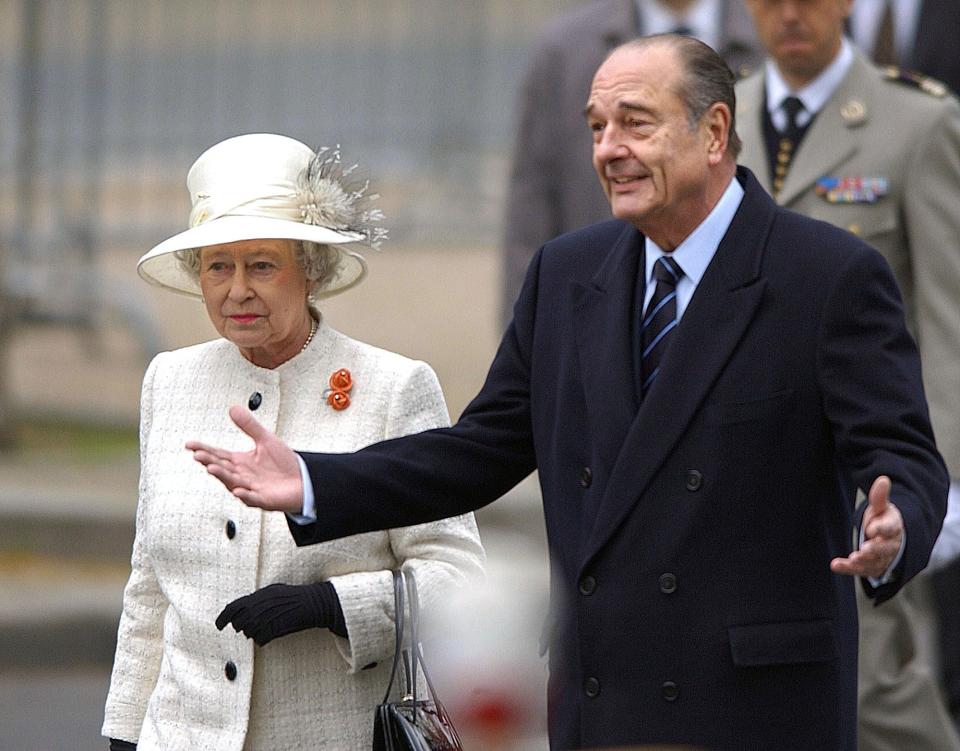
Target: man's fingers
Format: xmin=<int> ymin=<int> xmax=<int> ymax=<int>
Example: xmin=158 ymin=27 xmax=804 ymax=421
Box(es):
xmin=233 ymin=488 xmax=268 ymax=509
xmin=868 ymin=475 xmax=891 ymax=514
xmin=205 ymin=463 xmax=246 ymax=491
xmin=185 ymin=440 xmax=232 ymax=460
xmin=229 ymin=405 xmax=274 ymax=444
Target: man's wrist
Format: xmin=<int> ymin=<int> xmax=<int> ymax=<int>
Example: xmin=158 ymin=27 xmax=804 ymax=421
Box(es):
xmin=287 ymin=453 xmax=316 ymax=525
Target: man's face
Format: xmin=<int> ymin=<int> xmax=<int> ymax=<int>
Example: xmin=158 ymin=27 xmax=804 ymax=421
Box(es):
xmin=586 ymin=44 xmax=716 ymax=247
xmin=745 ymin=0 xmax=853 ymax=86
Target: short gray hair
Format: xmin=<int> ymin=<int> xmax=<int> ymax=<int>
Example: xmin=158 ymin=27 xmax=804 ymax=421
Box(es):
xmin=614 ymin=34 xmax=742 ymax=158
xmin=175 ymin=240 xmax=340 ymax=302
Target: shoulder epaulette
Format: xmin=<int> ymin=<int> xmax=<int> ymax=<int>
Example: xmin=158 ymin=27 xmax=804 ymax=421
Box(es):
xmin=882 ymin=66 xmax=949 ymax=98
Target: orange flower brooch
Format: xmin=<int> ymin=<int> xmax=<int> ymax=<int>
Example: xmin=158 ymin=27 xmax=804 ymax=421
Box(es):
xmin=325 ymin=368 xmax=353 ymax=410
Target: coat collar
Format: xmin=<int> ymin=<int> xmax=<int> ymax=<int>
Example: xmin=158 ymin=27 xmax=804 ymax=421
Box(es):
xmin=577 ymin=167 xmax=773 ymax=569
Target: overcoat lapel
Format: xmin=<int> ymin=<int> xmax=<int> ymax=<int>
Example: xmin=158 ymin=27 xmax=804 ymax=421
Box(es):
xmin=580 ymin=170 xmax=775 ymax=569
xmin=572 ymin=223 xmax=644 ymax=464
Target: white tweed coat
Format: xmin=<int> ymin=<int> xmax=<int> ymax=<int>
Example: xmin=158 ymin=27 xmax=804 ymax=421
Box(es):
xmin=102 ymin=318 xmax=485 ymax=750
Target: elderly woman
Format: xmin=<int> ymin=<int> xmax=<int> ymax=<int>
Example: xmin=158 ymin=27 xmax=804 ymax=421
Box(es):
xmin=101 ymin=133 xmax=484 ymax=750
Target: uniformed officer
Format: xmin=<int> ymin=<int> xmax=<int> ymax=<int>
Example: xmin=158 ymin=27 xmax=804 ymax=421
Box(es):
xmin=737 ymin=1 xmax=960 ymax=749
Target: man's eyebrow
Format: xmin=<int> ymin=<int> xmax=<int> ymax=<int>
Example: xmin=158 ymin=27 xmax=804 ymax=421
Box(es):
xmin=584 ymin=100 xmax=652 ymax=118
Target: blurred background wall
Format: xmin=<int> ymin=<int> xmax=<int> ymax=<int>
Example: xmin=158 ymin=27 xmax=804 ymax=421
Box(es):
xmin=0 ymin=2 xmax=583 ymax=747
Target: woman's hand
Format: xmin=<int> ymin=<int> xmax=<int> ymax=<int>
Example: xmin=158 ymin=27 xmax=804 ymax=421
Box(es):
xmin=216 ymin=581 xmax=346 ymax=645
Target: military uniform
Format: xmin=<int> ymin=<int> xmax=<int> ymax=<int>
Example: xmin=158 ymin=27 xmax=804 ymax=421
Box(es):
xmin=737 ymin=48 xmax=960 ymax=751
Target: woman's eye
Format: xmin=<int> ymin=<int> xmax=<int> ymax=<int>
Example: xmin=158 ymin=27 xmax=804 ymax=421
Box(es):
xmin=251 ymin=262 xmax=274 ymax=272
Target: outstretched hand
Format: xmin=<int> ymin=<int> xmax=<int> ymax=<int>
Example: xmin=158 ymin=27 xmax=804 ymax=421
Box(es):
xmin=831 ymin=475 xmax=904 ymax=580
xmin=186 ymin=405 xmax=304 ymax=513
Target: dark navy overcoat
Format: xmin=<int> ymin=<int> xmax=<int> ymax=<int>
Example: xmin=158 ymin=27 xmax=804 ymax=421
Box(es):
xmin=293 ymin=168 xmax=947 ymax=750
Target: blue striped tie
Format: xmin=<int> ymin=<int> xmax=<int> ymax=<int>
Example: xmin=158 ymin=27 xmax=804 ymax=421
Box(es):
xmin=641 ymin=256 xmax=684 ymax=394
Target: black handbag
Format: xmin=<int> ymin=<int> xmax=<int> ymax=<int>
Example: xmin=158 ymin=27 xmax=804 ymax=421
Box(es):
xmin=372 ymin=570 xmax=464 ymax=751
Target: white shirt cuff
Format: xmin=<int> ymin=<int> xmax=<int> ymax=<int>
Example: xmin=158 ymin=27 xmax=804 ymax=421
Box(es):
xmin=286 ymin=454 xmax=317 ymax=525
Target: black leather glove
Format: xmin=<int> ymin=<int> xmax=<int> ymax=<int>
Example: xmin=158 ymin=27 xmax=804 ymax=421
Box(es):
xmin=215 ymin=581 xmax=347 ymax=646
xmin=109 ymin=739 xmax=137 ymax=751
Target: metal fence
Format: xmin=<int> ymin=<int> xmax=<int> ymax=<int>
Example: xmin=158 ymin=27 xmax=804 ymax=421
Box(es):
xmin=0 ymin=0 xmax=579 ymax=348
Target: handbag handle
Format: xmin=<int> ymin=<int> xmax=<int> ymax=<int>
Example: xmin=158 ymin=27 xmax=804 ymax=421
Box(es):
xmin=381 ymin=569 xmax=407 ymax=705
xmin=381 ymin=570 xmax=444 ymax=720
xmin=404 ymin=571 xmax=443 ymax=711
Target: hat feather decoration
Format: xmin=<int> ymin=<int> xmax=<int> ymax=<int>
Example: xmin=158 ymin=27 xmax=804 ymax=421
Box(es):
xmin=297 ymin=145 xmax=388 ymax=250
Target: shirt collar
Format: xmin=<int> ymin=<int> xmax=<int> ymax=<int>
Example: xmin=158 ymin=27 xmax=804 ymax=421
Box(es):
xmin=636 ymin=0 xmax=721 ymax=48
xmin=644 ymin=175 xmax=745 ymax=287
xmin=765 ymin=36 xmax=855 ymax=117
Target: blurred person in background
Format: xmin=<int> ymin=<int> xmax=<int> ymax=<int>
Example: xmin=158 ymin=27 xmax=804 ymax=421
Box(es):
xmin=500 ymin=0 xmax=765 ymax=327
xmin=848 ymin=0 xmax=960 ymax=95
xmin=734 ymin=0 xmax=960 ymax=748
xmin=101 ymin=133 xmax=484 ymax=750
xmin=188 ymin=36 xmax=948 ymax=751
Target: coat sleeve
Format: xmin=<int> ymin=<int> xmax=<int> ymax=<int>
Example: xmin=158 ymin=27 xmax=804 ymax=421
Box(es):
xmin=902 ymin=95 xmax=960 ymax=482
xmin=325 ymin=361 xmax=485 ymax=673
xmin=290 ymin=250 xmax=544 ymax=546
xmin=816 ymin=243 xmax=949 ymax=604
xmin=102 ymin=356 xmax=169 ymax=742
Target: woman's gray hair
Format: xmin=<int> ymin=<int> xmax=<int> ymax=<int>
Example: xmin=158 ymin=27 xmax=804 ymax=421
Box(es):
xmin=175 ymin=240 xmax=340 ymax=301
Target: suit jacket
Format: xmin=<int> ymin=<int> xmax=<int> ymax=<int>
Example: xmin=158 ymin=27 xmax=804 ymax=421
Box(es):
xmin=102 ymin=322 xmax=484 ymax=750
xmin=500 ymin=0 xmax=763 ymax=324
xmin=297 ymin=169 xmax=947 ymax=750
xmin=736 ymin=49 xmax=960 ymax=482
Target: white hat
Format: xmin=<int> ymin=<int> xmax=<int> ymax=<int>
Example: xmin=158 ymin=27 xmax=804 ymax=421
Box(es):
xmin=137 ymin=133 xmax=386 ymax=299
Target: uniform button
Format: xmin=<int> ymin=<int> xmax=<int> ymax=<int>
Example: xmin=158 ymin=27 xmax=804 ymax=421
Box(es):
xmin=584 ymin=677 xmax=601 ymax=698
xmin=225 ymin=520 xmax=236 ymax=540
xmin=225 ymin=661 xmax=237 ymax=681
xmin=248 ymin=391 xmax=262 ymax=410
xmin=662 ymin=681 xmax=679 ymax=701
xmin=579 ymin=467 xmax=592 ymax=488
xmin=685 ymin=470 xmax=703 ymax=491
xmin=579 ymin=576 xmax=597 ymax=596
xmin=659 ymin=573 xmax=677 ymax=594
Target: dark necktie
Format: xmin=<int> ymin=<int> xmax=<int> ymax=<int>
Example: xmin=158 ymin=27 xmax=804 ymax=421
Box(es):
xmin=773 ymin=96 xmax=805 ymax=196
xmin=640 ymin=255 xmax=684 ymax=394
xmin=873 ymin=1 xmax=898 ymax=67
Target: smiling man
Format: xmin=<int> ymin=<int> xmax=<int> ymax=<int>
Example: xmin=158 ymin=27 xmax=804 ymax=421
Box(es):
xmin=189 ymin=35 xmax=947 ymax=751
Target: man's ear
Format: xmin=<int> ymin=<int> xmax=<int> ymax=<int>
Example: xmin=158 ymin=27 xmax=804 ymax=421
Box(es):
xmin=703 ymin=102 xmax=732 ymax=165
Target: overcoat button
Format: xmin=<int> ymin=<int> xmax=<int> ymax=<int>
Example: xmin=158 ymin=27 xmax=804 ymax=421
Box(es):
xmin=580 ymin=467 xmax=593 ymax=488
xmin=225 ymin=661 xmax=237 ymax=681
xmin=225 ymin=520 xmax=236 ymax=539
xmin=579 ymin=576 xmax=597 ymax=596
xmin=584 ymin=677 xmax=601 ymax=698
xmin=685 ymin=470 xmax=703 ymax=491
xmin=662 ymin=681 xmax=679 ymax=701
xmin=659 ymin=573 xmax=677 ymax=594
xmin=248 ymin=391 xmax=263 ymax=410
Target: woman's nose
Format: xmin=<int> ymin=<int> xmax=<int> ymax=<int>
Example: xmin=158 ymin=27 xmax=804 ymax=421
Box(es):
xmin=227 ymin=268 xmax=253 ymax=300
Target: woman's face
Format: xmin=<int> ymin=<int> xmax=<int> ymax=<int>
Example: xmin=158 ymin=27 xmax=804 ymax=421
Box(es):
xmin=199 ymin=238 xmax=313 ymax=368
